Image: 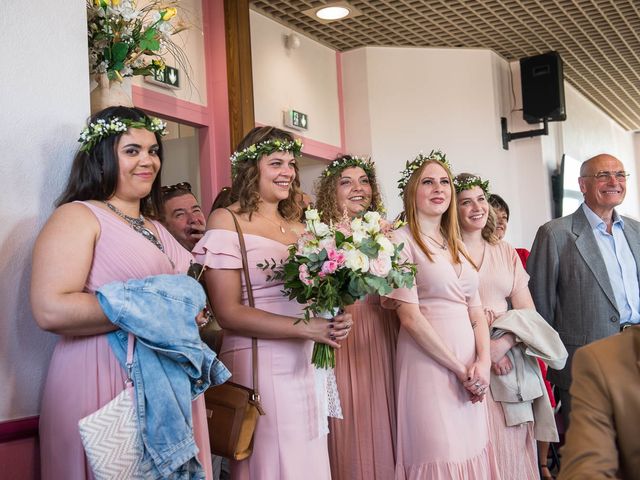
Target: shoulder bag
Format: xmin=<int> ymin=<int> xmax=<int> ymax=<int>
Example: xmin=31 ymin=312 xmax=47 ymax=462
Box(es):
xmin=204 ymin=209 xmax=265 ymax=460
xmin=78 ymin=333 xmax=145 ymax=479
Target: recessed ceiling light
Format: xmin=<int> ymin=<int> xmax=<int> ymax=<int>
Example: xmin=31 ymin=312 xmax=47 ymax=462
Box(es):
xmin=302 ymin=2 xmax=362 ymax=24
xmin=316 ymin=6 xmax=350 ymax=20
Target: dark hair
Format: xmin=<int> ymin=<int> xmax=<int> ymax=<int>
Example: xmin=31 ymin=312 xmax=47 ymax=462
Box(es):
xmin=160 ymin=182 xmax=196 ymax=207
xmin=209 ymin=186 xmax=232 ymax=214
xmin=314 ymin=154 xmax=384 ymax=223
xmin=229 ymin=126 xmax=302 ymax=221
xmin=56 ymin=106 xmax=164 ymax=217
xmin=488 ymin=193 xmax=510 ymax=220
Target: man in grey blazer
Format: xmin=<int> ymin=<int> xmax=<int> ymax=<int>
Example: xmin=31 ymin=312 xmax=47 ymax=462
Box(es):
xmin=527 ymin=153 xmax=640 ymax=427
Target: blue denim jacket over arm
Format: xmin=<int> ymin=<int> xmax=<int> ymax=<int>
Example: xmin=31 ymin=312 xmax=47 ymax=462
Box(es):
xmin=98 ymin=274 xmax=231 ymax=479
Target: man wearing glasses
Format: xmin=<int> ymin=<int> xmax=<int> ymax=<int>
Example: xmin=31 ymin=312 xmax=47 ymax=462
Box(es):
xmin=160 ymin=182 xmax=207 ymax=251
xmin=528 ymin=153 xmax=640 ymax=428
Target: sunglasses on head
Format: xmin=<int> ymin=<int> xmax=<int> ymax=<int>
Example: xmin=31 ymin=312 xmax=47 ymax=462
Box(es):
xmin=161 ymin=182 xmax=192 ymax=195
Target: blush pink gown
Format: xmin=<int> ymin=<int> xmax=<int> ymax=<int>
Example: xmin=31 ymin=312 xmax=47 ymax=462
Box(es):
xmin=328 ymin=295 xmax=399 ymax=479
xmin=194 ymin=229 xmax=331 ymax=480
xmin=39 ymin=201 xmax=212 ymax=480
xmin=477 ymin=240 xmax=538 ymax=479
xmin=383 ymin=226 xmax=499 ymax=480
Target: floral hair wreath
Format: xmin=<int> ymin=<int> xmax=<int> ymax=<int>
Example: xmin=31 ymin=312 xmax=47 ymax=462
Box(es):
xmin=453 ymin=175 xmax=490 ymax=195
xmin=230 ymin=138 xmax=303 ymax=177
xmin=397 ymin=149 xmax=452 ymax=195
xmin=322 ymin=155 xmax=375 ymax=178
xmin=78 ymin=116 xmax=167 ymax=153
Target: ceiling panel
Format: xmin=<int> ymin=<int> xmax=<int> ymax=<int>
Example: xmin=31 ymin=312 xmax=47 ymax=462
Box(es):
xmin=251 ymin=0 xmax=640 ymax=131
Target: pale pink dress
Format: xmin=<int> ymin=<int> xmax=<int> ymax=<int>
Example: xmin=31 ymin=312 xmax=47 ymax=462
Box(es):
xmin=477 ymin=240 xmax=538 ymax=479
xmin=383 ymin=226 xmax=499 ymax=480
xmin=39 ymin=201 xmax=213 ymax=480
xmin=328 ymin=295 xmax=399 ymax=479
xmin=194 ymin=229 xmax=331 ymax=480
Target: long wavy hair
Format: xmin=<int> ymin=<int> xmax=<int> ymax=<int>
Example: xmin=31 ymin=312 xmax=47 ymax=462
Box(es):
xmin=314 ymin=155 xmax=384 ymax=223
xmin=402 ymin=159 xmax=471 ymax=265
xmin=229 ymin=126 xmax=303 ymax=221
xmin=454 ymin=173 xmax=499 ymax=245
xmin=56 ymin=106 xmax=164 ymax=217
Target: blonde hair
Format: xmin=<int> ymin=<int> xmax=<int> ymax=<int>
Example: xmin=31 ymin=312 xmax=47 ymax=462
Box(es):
xmin=402 ymin=160 xmax=472 ymax=265
xmin=454 ymin=172 xmax=499 ymax=245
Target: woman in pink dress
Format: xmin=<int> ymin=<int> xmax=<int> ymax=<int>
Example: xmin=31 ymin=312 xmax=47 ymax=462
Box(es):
xmin=32 ymin=106 xmax=213 ymax=479
xmin=383 ymin=152 xmax=498 ymax=479
xmin=488 ymin=192 xmax=556 ymax=480
xmin=454 ymin=173 xmax=539 ymax=479
xmin=195 ymin=126 xmax=353 ymax=480
xmin=314 ymin=155 xmax=399 ymax=479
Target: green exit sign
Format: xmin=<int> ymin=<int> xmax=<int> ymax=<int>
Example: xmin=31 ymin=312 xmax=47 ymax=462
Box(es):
xmin=284 ymin=109 xmax=309 ymax=130
xmin=146 ymin=65 xmax=180 ymax=89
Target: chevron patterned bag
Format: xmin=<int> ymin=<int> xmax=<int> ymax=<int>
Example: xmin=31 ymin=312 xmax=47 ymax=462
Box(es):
xmin=78 ymin=334 xmax=144 ymax=479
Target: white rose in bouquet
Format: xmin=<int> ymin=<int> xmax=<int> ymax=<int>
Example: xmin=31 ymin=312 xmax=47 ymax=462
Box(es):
xmin=363 ymin=211 xmax=382 ymax=233
xmin=375 ymin=234 xmax=395 ymax=256
xmin=344 ymin=248 xmax=370 ymax=272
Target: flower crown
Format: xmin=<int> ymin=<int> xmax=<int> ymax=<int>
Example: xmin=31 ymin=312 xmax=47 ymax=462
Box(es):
xmin=453 ymin=175 xmax=490 ymax=194
xmin=78 ymin=116 xmax=167 ymax=153
xmin=397 ymin=149 xmax=452 ymax=195
xmin=230 ymin=138 xmax=303 ymax=177
xmin=322 ymin=155 xmax=375 ymax=178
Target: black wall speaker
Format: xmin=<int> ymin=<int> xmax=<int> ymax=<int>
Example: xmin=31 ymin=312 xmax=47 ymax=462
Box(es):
xmin=520 ymin=51 xmax=566 ymax=124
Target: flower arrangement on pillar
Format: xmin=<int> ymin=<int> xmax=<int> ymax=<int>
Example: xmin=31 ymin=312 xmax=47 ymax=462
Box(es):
xmin=87 ymin=0 xmax=189 ymax=112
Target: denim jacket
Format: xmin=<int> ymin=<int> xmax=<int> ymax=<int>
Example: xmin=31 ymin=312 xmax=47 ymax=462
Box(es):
xmin=98 ymin=274 xmax=231 ymax=479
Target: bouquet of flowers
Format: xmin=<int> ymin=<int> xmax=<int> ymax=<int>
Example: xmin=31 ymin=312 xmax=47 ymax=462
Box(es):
xmin=87 ymin=0 xmax=189 ymax=81
xmin=260 ymin=209 xmax=416 ymax=368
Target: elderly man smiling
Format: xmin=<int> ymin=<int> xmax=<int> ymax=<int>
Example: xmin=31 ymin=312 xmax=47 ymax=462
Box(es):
xmin=527 ymin=153 xmax=640 ymax=429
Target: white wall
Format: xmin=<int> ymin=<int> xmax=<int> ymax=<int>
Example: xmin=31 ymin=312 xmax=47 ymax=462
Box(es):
xmin=250 ymin=10 xmax=341 ymax=147
xmin=561 ymin=84 xmax=638 ymax=219
xmin=0 ymin=1 xmax=89 ymax=420
xmin=342 ymin=46 xmax=539 ymax=247
xmin=131 ymin=0 xmax=207 ymax=105
xmin=341 ymin=47 xmax=638 ymax=248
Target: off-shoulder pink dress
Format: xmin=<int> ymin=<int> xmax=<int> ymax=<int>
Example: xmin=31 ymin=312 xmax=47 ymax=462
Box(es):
xmin=383 ymin=226 xmax=499 ymax=480
xmin=39 ymin=201 xmax=212 ymax=480
xmin=477 ymin=240 xmax=538 ymax=479
xmin=194 ymin=229 xmax=331 ymax=480
xmin=328 ymin=295 xmax=399 ymax=479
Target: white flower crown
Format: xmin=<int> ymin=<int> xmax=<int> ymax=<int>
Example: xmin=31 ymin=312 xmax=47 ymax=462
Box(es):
xmin=397 ymin=150 xmax=451 ymax=195
xmin=78 ymin=116 xmax=167 ymax=153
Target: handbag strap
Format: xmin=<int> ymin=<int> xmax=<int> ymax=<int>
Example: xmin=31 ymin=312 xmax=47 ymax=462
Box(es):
xmin=225 ymin=208 xmax=263 ymax=413
xmin=125 ymin=333 xmax=135 ymax=389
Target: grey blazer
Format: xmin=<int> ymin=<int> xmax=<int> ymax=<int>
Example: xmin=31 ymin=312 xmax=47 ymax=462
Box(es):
xmin=527 ymin=205 xmax=640 ymax=389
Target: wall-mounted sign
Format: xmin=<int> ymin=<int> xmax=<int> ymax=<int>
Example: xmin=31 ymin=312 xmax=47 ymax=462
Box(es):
xmin=145 ymin=65 xmax=180 ymax=89
xmin=283 ymin=109 xmax=308 ymax=130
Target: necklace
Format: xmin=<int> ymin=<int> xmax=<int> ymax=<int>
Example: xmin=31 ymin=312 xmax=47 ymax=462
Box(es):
xmin=256 ymin=211 xmax=287 ymax=234
xmin=426 ymin=234 xmax=447 ymax=250
xmin=104 ymin=202 xmax=167 ymax=254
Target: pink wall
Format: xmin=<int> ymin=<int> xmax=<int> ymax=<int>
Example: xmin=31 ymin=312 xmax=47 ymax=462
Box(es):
xmin=0 ymin=417 xmax=40 ymax=480
xmin=133 ymin=0 xmax=231 ymax=211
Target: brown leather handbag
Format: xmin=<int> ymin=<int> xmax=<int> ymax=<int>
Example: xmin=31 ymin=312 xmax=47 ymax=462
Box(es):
xmin=204 ymin=209 xmax=265 ymax=461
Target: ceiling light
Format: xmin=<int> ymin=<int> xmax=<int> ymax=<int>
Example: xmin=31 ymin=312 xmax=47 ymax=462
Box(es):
xmin=316 ymin=6 xmax=350 ymax=20
xmin=302 ymin=2 xmax=361 ymax=24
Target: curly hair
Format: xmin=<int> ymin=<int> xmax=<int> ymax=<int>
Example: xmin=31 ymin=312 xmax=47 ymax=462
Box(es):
xmin=229 ymin=126 xmax=303 ymax=221
xmin=454 ymin=173 xmax=499 ymax=245
xmin=314 ymin=155 xmax=384 ymax=223
xmin=402 ymin=160 xmax=473 ymax=266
